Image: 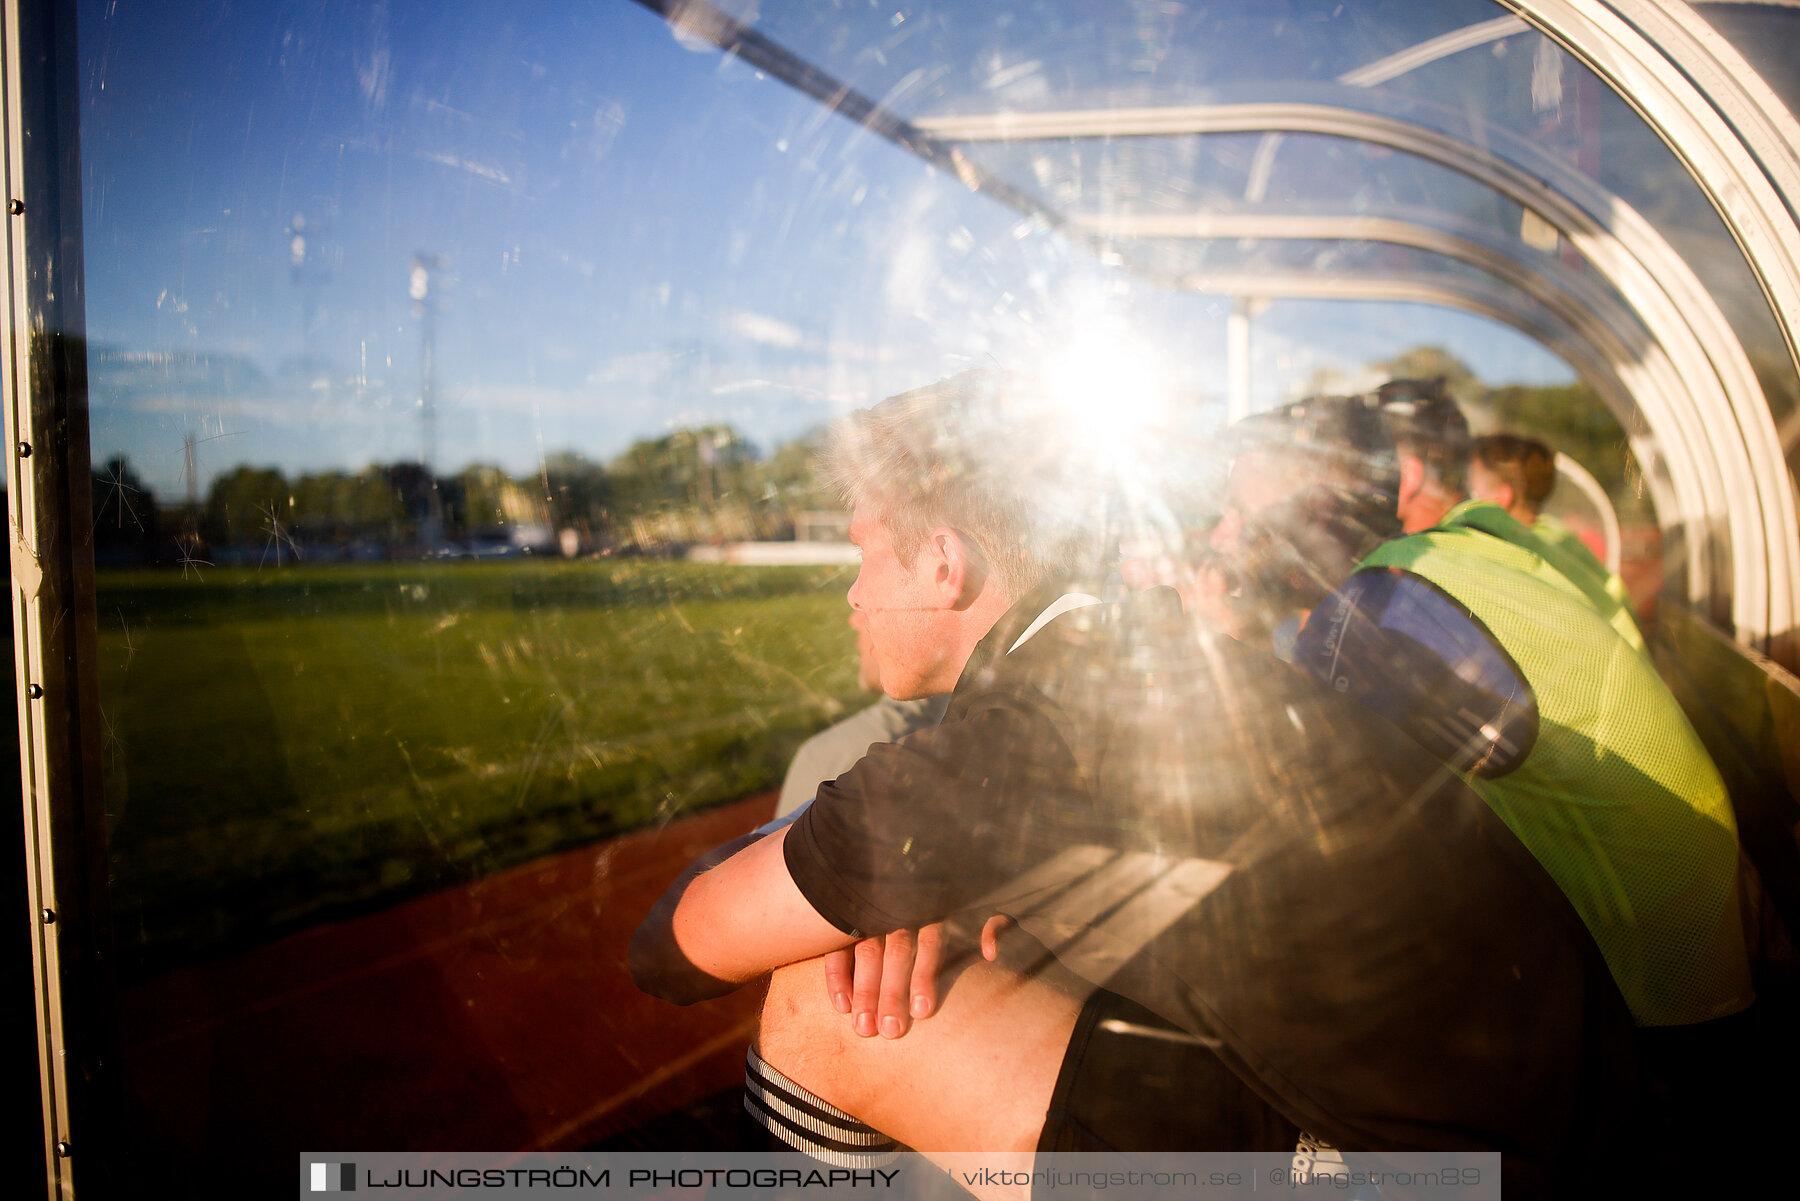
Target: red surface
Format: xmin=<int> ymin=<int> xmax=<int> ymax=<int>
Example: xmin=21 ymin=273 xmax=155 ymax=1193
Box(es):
xmin=1558 ymin=517 xmax=1663 ymax=620
xmin=116 ymin=794 xmax=775 ymax=1167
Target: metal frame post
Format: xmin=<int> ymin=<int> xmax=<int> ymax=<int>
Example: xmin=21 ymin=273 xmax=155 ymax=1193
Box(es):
xmin=3 ymin=0 xmax=112 ymax=1195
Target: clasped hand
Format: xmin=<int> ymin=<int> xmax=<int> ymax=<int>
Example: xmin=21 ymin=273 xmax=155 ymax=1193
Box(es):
xmin=824 ymin=916 xmax=1013 ymax=1038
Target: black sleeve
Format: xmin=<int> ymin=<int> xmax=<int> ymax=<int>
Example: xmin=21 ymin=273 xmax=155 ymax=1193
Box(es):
xmin=784 ymin=690 xmax=1086 ymax=938
xmin=1294 ymin=568 xmax=1537 ymax=777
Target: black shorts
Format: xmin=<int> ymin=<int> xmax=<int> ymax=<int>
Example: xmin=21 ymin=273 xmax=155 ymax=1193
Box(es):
xmin=1037 ymin=988 xmax=1300 ymax=1153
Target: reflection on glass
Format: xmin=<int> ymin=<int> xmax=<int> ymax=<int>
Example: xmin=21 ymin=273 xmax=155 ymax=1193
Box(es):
xmin=62 ymin=0 xmax=1791 ymax=1185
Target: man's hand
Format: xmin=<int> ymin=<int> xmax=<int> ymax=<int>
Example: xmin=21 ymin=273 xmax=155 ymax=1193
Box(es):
xmin=823 ymin=914 xmax=1021 ymax=1038
xmin=979 ymin=914 xmax=1015 ymax=961
xmin=824 ymin=924 xmax=947 ymax=1038
xmin=1187 ymin=556 xmax=1248 ymax=639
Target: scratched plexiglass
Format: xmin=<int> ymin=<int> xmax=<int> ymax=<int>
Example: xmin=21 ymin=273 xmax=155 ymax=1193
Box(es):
xmin=64 ymin=0 xmax=1794 ymax=1184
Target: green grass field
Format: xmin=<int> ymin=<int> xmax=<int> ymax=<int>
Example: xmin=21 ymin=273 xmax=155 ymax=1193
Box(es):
xmin=95 ymin=559 xmax=866 ymax=974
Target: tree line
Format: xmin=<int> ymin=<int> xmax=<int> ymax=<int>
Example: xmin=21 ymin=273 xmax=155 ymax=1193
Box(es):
xmin=91 ymin=424 xmax=838 ymax=567
xmin=88 ymin=353 xmax=1646 ymax=568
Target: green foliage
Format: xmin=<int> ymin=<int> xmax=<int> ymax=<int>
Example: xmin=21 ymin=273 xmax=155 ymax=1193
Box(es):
xmin=288 ymin=466 xmax=405 ymax=534
xmin=609 ymin=424 xmax=760 ymax=514
xmin=456 ymin=463 xmax=514 ymax=530
xmin=540 ymin=449 xmax=612 ymax=533
xmin=203 ymin=464 xmax=291 ymax=545
xmin=95 ymin=559 xmax=864 ymax=975
xmin=1486 ymin=381 xmax=1651 ymax=520
xmin=92 ymin=456 xmax=160 ymax=557
xmin=1374 ymin=345 xmax=1483 ymax=408
xmin=170 ymin=423 xmax=837 ymax=558
xmin=759 ymin=426 xmax=834 ymax=513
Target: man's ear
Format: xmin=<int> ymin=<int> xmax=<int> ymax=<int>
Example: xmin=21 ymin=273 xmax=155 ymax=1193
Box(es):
xmin=1488 ymin=482 xmax=1516 ymax=513
xmin=925 ymin=527 xmax=987 ymax=609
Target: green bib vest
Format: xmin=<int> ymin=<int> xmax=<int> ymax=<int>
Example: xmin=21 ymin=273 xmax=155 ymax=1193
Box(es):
xmin=1530 ymin=512 xmax=1642 ymax=646
xmin=1358 ymin=501 xmax=1751 ymax=1026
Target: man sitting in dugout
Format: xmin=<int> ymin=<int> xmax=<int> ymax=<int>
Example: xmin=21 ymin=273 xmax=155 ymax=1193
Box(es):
xmin=632 ymin=370 xmax=1633 ymax=1198
xmin=1207 ymin=383 xmax=1752 ymax=1034
xmin=1466 ymin=430 xmax=1642 ymax=648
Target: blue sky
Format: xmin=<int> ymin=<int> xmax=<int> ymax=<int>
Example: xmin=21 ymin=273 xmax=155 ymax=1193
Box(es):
xmin=78 ymin=0 xmax=1572 ymax=501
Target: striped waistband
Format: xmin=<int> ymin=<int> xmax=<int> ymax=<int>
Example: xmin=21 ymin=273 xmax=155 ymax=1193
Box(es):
xmin=743 ymin=1045 xmax=902 ymax=1167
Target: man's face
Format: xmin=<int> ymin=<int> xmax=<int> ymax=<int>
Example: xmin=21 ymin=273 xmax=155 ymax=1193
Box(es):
xmin=846 ymin=504 xmax=954 ymax=700
xmin=851 ymin=609 xmax=882 ymax=693
xmin=1209 ymin=450 xmax=1309 ymax=555
xmin=1200 ymin=450 xmax=1306 ymax=638
xmin=1394 ymin=445 xmax=1464 ymax=533
xmin=1202 ymin=445 xmax=1381 ymax=635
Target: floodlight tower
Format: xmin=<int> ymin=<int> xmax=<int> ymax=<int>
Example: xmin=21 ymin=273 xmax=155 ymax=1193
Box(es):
xmin=182 ymin=432 xmax=198 ymax=510
xmin=410 ymin=253 xmax=439 ymax=473
xmin=288 ymin=212 xmax=317 ymax=355
xmin=411 ymin=253 xmax=445 ymax=549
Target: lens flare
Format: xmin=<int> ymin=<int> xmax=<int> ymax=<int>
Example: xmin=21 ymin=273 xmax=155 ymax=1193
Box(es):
xmin=1040 ymin=329 xmax=1173 ymax=472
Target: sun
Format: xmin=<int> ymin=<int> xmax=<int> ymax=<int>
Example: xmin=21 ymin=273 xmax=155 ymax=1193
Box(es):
xmin=1039 ymin=328 xmax=1173 ymax=472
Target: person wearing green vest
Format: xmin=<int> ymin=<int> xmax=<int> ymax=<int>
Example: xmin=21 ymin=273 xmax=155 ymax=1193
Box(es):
xmin=1209 ymin=386 xmax=1752 ymax=1029
xmin=1468 ymin=431 xmax=1643 ymax=649
xmin=1305 ymin=382 xmax=1752 ymax=1028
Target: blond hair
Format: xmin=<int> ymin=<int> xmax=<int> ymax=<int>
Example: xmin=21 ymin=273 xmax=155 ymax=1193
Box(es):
xmin=819 ymin=371 xmax=1089 ymax=601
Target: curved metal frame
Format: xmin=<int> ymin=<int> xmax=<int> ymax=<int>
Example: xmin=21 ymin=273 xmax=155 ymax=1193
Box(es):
xmin=1091 ymin=207 xmax=1694 ymax=540
xmin=1519 ymin=1 xmax=1800 ymax=355
xmin=1510 ymin=0 xmax=1800 ymax=660
xmin=1336 ymin=14 xmax=1529 ymax=87
xmin=915 ymin=98 xmax=1795 ymax=647
xmin=1162 ymin=265 xmax=1683 ymax=524
xmin=635 ymin=0 xmax=1800 ymax=653
xmin=1554 ymin=452 xmax=1626 ymax=574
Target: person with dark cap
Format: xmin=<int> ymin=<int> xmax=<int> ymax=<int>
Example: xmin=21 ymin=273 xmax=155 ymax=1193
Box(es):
xmin=1215 ymin=379 xmax=1752 ymax=1031
xmin=1199 ymin=393 xmax=1399 ymax=653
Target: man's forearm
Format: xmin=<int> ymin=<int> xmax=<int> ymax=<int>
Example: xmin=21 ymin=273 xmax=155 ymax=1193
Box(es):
xmin=629 ymin=830 xmax=769 ymax=1004
xmin=629 ymin=823 xmax=856 ymax=1004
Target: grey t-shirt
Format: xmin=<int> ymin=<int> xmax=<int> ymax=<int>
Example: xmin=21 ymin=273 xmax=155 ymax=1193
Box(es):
xmin=775 ymin=694 xmax=950 ymax=817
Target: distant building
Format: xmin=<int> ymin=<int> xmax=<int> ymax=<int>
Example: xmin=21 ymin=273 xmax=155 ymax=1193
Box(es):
xmin=793 ymin=510 xmax=850 ymax=543
xmin=686 ymin=541 xmax=859 ymax=566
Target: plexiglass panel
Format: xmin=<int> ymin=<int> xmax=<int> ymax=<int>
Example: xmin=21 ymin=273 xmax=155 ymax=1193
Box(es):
xmin=717 ymin=0 xmax=1800 ymax=507
xmin=59 ymin=0 xmax=1794 ymax=1188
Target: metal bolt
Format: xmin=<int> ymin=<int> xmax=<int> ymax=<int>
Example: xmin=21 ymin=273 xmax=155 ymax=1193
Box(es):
xmin=41 ymin=908 xmax=54 ymax=924
xmin=16 ymin=441 xmax=30 ymax=458
xmin=55 ymin=1141 xmax=70 ymax=1157
xmin=7 ymin=198 xmax=22 ymax=216
xmin=27 ymin=683 xmax=43 ymax=699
